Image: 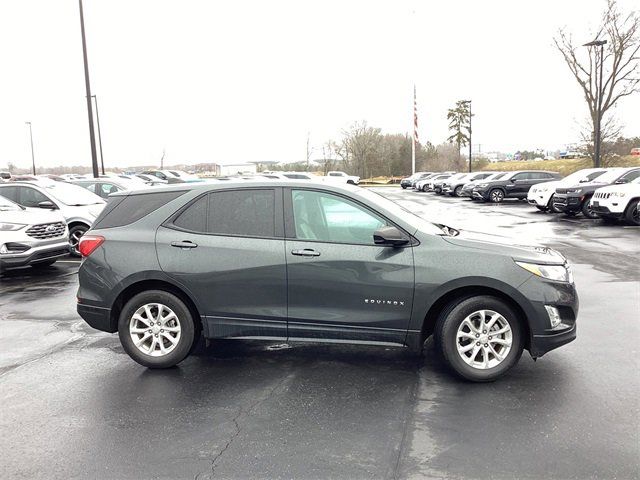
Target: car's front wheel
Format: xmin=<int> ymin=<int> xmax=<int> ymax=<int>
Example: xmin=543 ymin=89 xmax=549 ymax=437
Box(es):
xmin=489 ymin=188 xmax=505 ymax=203
xmin=548 ymin=195 xmax=561 ymax=213
xmin=68 ymin=224 xmax=89 ymax=257
xmin=436 ymin=296 xmax=523 ymax=382
xmin=453 ymin=186 xmax=463 ymax=197
xmin=625 ymin=199 xmax=640 ymax=226
xmin=581 ymin=198 xmax=599 ymax=219
xmin=118 ymin=290 xmax=196 ymax=368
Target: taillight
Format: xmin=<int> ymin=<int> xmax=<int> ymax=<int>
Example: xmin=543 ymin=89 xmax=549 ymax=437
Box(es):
xmin=78 ymin=235 xmax=104 ymax=257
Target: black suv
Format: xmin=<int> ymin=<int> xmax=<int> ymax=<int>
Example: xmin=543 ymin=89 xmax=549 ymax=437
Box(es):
xmin=553 ymin=167 xmax=640 ymax=218
xmin=76 ymin=182 xmax=578 ymax=382
xmin=473 ymin=171 xmax=562 ymax=203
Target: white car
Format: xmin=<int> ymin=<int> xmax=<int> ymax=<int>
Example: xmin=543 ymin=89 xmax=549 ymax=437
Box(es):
xmin=590 ymin=176 xmax=640 ymax=225
xmin=0 ymin=195 xmax=69 ymax=270
xmin=0 ymin=181 xmax=105 ymax=256
xmin=527 ymin=168 xmax=607 ymax=212
xmin=416 ymin=173 xmax=453 ymax=192
xmin=322 ymin=171 xmax=360 ymax=185
xmin=72 ymin=178 xmax=151 ymax=199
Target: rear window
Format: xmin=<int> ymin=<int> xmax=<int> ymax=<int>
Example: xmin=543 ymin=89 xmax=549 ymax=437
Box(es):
xmin=93 ymin=190 xmax=186 ymax=229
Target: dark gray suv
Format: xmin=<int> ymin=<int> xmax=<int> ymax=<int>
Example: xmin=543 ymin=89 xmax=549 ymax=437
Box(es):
xmin=77 ymin=181 xmax=578 ymax=381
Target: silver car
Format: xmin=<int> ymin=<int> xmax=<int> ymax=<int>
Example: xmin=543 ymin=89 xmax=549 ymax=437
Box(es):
xmin=0 ymin=196 xmax=70 ymax=271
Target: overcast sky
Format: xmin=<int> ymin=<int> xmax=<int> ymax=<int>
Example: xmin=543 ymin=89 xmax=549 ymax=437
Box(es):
xmin=1 ymin=0 xmax=638 ymax=170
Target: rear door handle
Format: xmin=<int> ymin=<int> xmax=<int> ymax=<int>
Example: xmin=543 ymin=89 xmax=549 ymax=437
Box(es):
xmin=291 ymin=249 xmax=320 ymax=257
xmin=171 ymin=240 xmax=198 ymax=249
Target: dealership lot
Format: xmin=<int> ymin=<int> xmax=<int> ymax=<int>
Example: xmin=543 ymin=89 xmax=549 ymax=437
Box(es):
xmin=1 ymin=187 xmax=638 ymax=479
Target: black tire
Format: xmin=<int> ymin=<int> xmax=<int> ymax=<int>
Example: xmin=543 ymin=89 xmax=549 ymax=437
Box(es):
xmin=118 ymin=290 xmax=196 ymax=368
xmin=564 ymin=211 xmax=578 ymax=217
xmin=401 ymin=185 xmax=407 ymax=189
xmin=581 ymin=197 xmax=599 ymax=219
xmin=489 ymin=188 xmax=505 ymax=203
xmin=548 ymin=195 xmax=561 ymax=213
xmin=31 ymin=259 xmax=57 ymax=268
xmin=625 ymin=199 xmax=640 ymax=226
xmin=421 ymin=184 xmax=428 ymax=192
xmin=69 ymin=224 xmax=89 ymax=257
xmin=453 ymin=186 xmax=463 ymax=197
xmin=435 ymin=296 xmax=523 ymax=382
xmin=536 ymin=206 xmax=547 ymax=212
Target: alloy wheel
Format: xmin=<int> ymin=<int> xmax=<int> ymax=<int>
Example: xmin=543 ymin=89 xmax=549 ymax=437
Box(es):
xmin=490 ymin=189 xmax=504 ymax=203
xmin=69 ymin=227 xmax=87 ymax=255
xmin=129 ymin=303 xmax=182 ymax=357
xmin=456 ymin=310 xmax=512 ymax=369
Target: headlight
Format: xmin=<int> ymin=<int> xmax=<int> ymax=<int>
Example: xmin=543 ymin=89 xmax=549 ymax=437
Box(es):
xmin=478 ymin=183 xmax=489 ymax=188
xmin=567 ymin=188 xmax=582 ymax=194
xmin=516 ymin=261 xmax=573 ymax=283
xmin=0 ymin=222 xmax=26 ymax=231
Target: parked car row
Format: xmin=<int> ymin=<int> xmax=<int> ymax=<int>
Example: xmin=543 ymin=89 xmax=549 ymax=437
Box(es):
xmin=400 ymin=166 xmax=640 ymax=225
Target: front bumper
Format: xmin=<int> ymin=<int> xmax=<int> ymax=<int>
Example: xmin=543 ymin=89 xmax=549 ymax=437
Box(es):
xmin=553 ymin=194 xmax=582 ymax=213
xmin=517 ymin=274 xmax=579 ymax=358
xmin=0 ymin=241 xmax=70 ymax=270
xmin=590 ymin=200 xmax=624 ymax=217
xmin=472 ymin=188 xmax=489 ymax=200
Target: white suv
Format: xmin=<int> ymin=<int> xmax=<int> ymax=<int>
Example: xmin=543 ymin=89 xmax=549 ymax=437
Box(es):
xmin=0 ymin=196 xmax=69 ymax=271
xmin=0 ymin=182 xmax=105 ymax=256
xmin=323 ymin=171 xmax=360 ymax=185
xmin=527 ymin=168 xmax=607 ymax=212
xmin=590 ymin=176 xmax=640 ymax=225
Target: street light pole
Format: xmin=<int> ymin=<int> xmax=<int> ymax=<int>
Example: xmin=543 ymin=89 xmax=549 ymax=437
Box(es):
xmin=78 ymin=0 xmax=99 ymax=178
xmin=92 ymin=95 xmax=105 ymax=175
xmin=583 ymin=39 xmax=607 ymax=168
xmin=25 ymin=122 xmax=36 ymax=175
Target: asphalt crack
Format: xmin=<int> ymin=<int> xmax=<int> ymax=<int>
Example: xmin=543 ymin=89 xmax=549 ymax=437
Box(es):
xmin=196 ymin=372 xmax=293 ymax=480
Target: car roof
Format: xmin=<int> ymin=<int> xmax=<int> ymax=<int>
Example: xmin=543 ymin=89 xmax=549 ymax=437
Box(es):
xmin=110 ymin=179 xmax=360 ymax=198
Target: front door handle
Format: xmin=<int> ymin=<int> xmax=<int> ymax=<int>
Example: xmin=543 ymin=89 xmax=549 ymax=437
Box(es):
xmin=171 ymin=240 xmax=198 ymax=249
xmin=291 ymin=249 xmax=320 ymax=257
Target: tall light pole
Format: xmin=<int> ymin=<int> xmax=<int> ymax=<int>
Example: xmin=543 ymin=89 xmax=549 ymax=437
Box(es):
xmin=25 ymin=122 xmax=36 ymax=175
xmin=583 ymin=39 xmax=607 ymax=168
xmin=462 ymin=100 xmax=472 ymax=172
xmin=92 ymin=95 xmax=105 ymax=175
xmin=78 ymin=0 xmax=99 ymax=178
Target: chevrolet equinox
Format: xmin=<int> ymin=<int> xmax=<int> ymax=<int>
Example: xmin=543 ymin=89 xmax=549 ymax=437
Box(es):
xmin=77 ymin=182 xmax=578 ymax=382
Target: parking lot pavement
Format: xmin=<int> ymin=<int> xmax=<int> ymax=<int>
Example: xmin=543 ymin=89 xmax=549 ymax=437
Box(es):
xmin=1 ymin=188 xmax=639 ymax=480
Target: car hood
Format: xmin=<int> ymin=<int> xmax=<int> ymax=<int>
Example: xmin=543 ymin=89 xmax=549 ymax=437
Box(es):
xmin=442 ymin=229 xmax=566 ymax=264
xmin=0 ymin=208 xmax=65 ymax=225
xmin=594 ymin=182 xmax=640 ymax=194
xmin=530 ymin=180 xmax=562 ymax=191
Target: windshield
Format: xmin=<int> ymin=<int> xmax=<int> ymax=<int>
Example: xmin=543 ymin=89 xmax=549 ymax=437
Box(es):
xmin=355 ymin=188 xmax=444 ymax=235
xmin=587 ymin=169 xmax=625 ymax=184
xmin=42 ymin=183 xmax=105 ymax=206
xmin=564 ymin=169 xmax=606 ymax=183
xmin=0 ymin=195 xmax=23 ymax=211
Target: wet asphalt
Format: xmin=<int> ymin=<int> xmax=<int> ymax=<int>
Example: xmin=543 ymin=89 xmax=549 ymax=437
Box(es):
xmin=1 ymin=187 xmax=638 ymax=480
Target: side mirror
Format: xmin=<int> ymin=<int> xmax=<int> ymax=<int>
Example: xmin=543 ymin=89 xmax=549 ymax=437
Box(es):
xmin=38 ymin=200 xmax=57 ymax=209
xmin=615 ymin=179 xmax=627 ymax=184
xmin=578 ymin=177 xmax=589 ymax=183
xmin=373 ymin=226 xmax=409 ymax=246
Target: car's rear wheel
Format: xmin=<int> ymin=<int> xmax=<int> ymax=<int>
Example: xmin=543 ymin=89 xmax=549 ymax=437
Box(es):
xmin=69 ymin=224 xmax=88 ymax=257
xmin=436 ymin=296 xmax=523 ymax=382
xmin=118 ymin=290 xmax=196 ymax=368
xmin=581 ymin=197 xmax=599 ymax=219
xmin=453 ymin=186 xmax=463 ymax=197
xmin=625 ymin=199 xmax=640 ymax=226
xmin=489 ymin=188 xmax=505 ymax=203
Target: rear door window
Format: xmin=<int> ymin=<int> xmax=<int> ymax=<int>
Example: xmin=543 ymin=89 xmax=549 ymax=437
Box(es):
xmin=207 ymin=189 xmax=275 ymax=237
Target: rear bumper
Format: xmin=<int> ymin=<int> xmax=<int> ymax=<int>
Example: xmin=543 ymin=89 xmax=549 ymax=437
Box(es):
xmin=0 ymin=242 xmax=70 ymax=269
xmin=77 ymin=302 xmax=115 ymax=333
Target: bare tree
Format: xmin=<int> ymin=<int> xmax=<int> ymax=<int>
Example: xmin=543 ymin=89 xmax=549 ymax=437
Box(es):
xmin=554 ymin=0 xmax=639 ymax=164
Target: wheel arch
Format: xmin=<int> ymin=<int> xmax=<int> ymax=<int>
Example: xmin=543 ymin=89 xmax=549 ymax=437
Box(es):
xmin=418 ymin=285 xmax=531 ymax=351
xmin=109 ymin=279 xmax=204 ymax=335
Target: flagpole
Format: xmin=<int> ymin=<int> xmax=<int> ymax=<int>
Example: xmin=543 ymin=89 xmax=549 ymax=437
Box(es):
xmin=412 ymin=84 xmax=417 ymax=174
